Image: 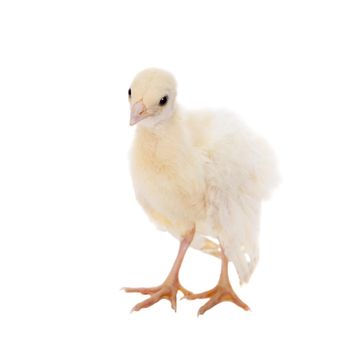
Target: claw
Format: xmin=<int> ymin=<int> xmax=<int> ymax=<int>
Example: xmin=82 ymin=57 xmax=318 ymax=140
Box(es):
xmin=131 ymin=293 xmax=163 ymax=312
xmin=190 ymin=285 xmax=250 ymax=315
xmin=197 ymin=296 xmax=222 ymax=316
xmin=123 ymin=227 xmax=196 ymax=313
xmin=194 ymin=248 xmax=251 ymax=315
xmin=170 ymin=291 xmax=178 ymax=311
xmin=124 ymin=282 xmax=190 ymax=312
xmin=122 ymin=286 xmax=161 ymax=295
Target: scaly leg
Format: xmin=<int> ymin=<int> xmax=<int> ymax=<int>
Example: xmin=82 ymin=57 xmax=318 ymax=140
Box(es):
xmin=185 ymin=249 xmax=250 ymax=315
xmin=122 ymin=227 xmax=195 ymax=312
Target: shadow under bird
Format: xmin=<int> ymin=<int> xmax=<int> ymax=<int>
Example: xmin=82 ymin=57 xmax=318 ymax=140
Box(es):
xmin=122 ymin=68 xmax=279 ymax=315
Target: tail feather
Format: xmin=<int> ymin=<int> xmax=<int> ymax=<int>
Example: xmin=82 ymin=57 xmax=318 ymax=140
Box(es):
xmin=191 ymin=234 xmax=221 ymax=258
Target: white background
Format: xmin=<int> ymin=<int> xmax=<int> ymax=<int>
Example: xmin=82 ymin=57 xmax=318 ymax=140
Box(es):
xmin=1 ymin=0 xmax=349 ymax=349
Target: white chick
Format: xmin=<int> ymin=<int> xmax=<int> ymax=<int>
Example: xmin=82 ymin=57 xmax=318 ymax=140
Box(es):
xmin=123 ymin=68 xmax=279 ymax=315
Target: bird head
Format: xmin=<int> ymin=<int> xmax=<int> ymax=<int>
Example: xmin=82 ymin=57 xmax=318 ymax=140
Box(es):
xmin=128 ymin=68 xmax=177 ymax=127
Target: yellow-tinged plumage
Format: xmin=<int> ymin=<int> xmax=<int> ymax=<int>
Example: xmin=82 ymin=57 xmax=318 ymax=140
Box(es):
xmin=130 ymin=110 xmax=207 ymax=236
xmin=124 ymin=68 xmax=279 ymax=314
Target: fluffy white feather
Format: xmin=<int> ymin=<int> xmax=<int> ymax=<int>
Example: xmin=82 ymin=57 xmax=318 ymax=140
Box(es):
xmin=129 ymin=68 xmax=279 ymax=285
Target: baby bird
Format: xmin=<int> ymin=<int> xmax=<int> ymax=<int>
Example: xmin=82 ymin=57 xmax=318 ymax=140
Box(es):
xmin=123 ymin=68 xmax=279 ymax=315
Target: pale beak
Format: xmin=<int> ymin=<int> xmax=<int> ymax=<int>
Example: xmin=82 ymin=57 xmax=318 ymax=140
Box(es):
xmin=130 ymin=101 xmax=147 ymax=126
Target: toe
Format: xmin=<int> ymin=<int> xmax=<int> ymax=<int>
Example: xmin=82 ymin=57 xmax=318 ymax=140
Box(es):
xmin=122 ymin=286 xmax=161 ymax=295
xmin=228 ymin=292 xmax=251 ymax=311
xmin=170 ymin=293 xmax=177 ymax=312
xmin=178 ymin=285 xmax=194 ymax=299
xmin=131 ymin=294 xmax=161 ymax=312
xmin=234 ymin=299 xmax=250 ymax=311
xmin=184 ymin=287 xmax=217 ymax=300
xmin=197 ymin=297 xmax=220 ymax=316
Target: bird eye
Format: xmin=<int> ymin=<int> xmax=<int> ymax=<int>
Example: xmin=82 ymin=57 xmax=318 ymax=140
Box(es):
xmin=128 ymin=88 xmax=131 ymax=98
xmin=159 ymin=95 xmax=168 ymax=106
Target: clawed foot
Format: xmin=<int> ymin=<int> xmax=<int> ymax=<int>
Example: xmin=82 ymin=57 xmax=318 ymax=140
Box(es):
xmin=122 ymin=281 xmax=193 ymax=312
xmin=183 ymin=283 xmax=250 ymax=316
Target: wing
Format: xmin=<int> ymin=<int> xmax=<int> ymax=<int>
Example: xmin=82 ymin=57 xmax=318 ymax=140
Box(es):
xmin=206 ymin=166 xmax=263 ymax=284
xmin=216 ymin=192 xmax=262 ymax=284
xmin=204 ymin=112 xmax=279 ymax=284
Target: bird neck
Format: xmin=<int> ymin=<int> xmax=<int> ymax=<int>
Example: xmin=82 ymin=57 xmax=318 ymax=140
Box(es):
xmin=133 ymin=106 xmax=188 ymax=159
xmin=136 ymin=105 xmax=184 ymax=139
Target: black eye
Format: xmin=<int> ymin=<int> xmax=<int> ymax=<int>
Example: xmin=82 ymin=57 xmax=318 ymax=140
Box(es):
xmin=159 ymin=95 xmax=168 ymax=106
xmin=128 ymin=88 xmax=131 ymax=97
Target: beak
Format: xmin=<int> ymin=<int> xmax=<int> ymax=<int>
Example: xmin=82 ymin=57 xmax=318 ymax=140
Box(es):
xmin=130 ymin=101 xmax=147 ymax=126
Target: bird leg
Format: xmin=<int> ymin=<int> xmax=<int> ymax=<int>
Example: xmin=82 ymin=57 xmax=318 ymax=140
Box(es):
xmin=184 ymin=249 xmax=250 ymax=315
xmin=122 ymin=227 xmax=195 ymax=312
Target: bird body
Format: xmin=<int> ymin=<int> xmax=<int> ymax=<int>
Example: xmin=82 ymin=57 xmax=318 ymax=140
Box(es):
xmin=130 ymin=104 xmax=278 ymax=284
xmin=130 ymin=107 xmax=206 ymax=237
xmin=124 ymin=68 xmax=279 ymax=314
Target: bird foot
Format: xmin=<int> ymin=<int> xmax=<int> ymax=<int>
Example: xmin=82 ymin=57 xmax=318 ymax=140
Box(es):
xmin=122 ymin=280 xmax=192 ymax=312
xmin=183 ymin=283 xmax=250 ymax=316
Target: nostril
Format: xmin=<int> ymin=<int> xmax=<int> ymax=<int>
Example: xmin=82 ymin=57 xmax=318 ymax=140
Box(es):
xmin=133 ymin=102 xmax=146 ymax=115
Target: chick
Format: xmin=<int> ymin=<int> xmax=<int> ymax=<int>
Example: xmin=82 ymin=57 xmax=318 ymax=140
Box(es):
xmin=123 ymin=68 xmax=279 ymax=315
